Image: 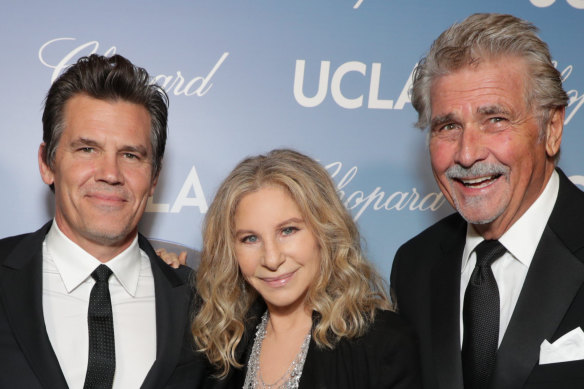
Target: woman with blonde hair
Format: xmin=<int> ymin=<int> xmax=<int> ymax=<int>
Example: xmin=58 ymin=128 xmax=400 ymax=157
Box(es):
xmin=193 ymin=149 xmax=420 ymax=388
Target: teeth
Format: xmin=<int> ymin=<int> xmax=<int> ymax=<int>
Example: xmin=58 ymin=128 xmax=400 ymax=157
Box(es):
xmin=460 ymin=175 xmax=497 ymax=188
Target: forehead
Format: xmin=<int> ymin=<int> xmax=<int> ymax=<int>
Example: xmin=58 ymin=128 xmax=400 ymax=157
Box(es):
xmin=235 ymin=185 xmax=305 ymax=223
xmin=61 ymin=94 xmax=152 ymax=143
xmin=430 ymin=57 xmax=530 ymax=118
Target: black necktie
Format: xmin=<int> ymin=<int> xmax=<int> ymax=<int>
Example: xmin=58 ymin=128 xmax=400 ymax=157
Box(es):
xmin=462 ymin=240 xmax=506 ymax=389
xmin=84 ymin=264 xmax=116 ymax=389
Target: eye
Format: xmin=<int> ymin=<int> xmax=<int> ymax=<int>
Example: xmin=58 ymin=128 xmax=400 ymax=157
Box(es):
xmin=123 ymin=152 xmax=139 ymax=160
xmin=282 ymin=226 xmax=299 ymax=236
xmin=489 ymin=117 xmax=506 ymax=123
xmin=241 ymin=234 xmax=258 ymax=244
xmin=432 ymin=122 xmax=459 ymax=134
xmin=79 ymin=147 xmax=95 ymax=153
xmin=441 ymin=123 xmax=459 ymax=131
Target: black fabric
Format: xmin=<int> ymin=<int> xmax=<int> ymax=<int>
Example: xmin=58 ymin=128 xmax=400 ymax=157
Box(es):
xmin=0 ymin=223 xmax=213 ymax=389
xmin=84 ymin=265 xmax=115 ymax=389
xmin=462 ymin=240 xmax=506 ymax=389
xmin=231 ymin=308 xmax=423 ymax=389
xmin=391 ymin=169 xmax=584 ymax=389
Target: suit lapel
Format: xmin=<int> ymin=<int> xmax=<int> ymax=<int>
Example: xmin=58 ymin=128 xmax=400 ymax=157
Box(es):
xmin=490 ymin=226 xmax=584 ymax=389
xmin=139 ymin=236 xmax=192 ymax=389
xmin=0 ymin=222 xmax=68 ymax=388
xmin=430 ymin=223 xmax=465 ymax=389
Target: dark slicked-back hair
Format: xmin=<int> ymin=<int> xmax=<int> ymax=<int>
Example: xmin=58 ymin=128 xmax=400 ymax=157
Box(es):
xmin=42 ymin=54 xmax=168 ymax=178
xmin=411 ymin=13 xmax=568 ymax=131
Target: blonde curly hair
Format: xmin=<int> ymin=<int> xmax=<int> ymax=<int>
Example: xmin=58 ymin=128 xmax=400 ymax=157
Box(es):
xmin=192 ymin=149 xmax=391 ymax=377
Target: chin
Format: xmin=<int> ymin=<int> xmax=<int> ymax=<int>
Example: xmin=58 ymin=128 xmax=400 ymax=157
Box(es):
xmin=85 ymin=226 xmax=133 ymax=245
xmin=454 ymin=197 xmax=507 ymax=225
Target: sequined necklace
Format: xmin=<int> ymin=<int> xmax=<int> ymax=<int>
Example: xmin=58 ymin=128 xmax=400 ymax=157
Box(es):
xmin=243 ymin=311 xmax=311 ymax=389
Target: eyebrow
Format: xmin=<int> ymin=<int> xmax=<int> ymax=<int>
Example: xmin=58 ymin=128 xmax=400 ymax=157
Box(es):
xmin=476 ymin=105 xmax=510 ymax=116
xmin=70 ymin=137 xmax=100 ymax=148
xmin=70 ymin=137 xmax=149 ymax=157
xmin=430 ymin=113 xmax=456 ymax=130
xmin=276 ymin=217 xmax=305 ymax=229
xmin=430 ymin=105 xmax=512 ymax=129
xmin=234 ymin=217 xmax=306 ymax=236
xmin=120 ymin=144 xmax=149 ymax=157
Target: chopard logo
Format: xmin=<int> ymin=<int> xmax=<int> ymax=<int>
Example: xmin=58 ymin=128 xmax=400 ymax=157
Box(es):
xmin=556 ymin=61 xmax=584 ymax=125
xmin=39 ymin=38 xmax=228 ymax=97
xmin=325 ymin=161 xmax=446 ymax=220
xmin=530 ymin=0 xmax=584 ymax=8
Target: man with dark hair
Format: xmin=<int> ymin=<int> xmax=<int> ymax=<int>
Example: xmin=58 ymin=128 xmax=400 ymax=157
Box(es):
xmin=0 ymin=54 xmax=206 ymax=388
xmin=391 ymin=13 xmax=584 ymax=389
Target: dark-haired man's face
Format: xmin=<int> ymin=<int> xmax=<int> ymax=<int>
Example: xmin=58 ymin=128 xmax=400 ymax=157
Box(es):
xmin=427 ymin=57 xmax=563 ymax=239
xmin=39 ymin=94 xmax=158 ymax=261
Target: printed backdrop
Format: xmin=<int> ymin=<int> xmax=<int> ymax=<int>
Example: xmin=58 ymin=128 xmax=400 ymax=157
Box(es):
xmin=2 ymin=0 xmax=583 ymax=278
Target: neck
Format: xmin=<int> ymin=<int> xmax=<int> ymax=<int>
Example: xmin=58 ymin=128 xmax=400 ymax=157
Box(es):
xmin=54 ymin=219 xmax=136 ymax=262
xmin=266 ymin=304 xmax=312 ymax=338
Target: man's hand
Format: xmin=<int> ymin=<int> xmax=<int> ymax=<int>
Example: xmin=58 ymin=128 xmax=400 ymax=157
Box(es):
xmin=156 ymin=248 xmax=187 ymax=269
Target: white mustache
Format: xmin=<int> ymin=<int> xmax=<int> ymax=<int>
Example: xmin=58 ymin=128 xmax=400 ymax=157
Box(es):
xmin=445 ymin=163 xmax=509 ymax=180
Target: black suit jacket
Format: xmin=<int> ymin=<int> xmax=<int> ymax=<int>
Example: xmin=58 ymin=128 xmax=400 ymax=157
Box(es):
xmin=0 ymin=222 xmax=210 ymax=388
xmin=391 ymin=169 xmax=584 ymax=389
xmin=231 ymin=307 xmax=422 ymax=388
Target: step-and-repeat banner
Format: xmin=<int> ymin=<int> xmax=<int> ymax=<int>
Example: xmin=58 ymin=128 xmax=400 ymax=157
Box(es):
xmin=2 ymin=0 xmax=583 ymax=277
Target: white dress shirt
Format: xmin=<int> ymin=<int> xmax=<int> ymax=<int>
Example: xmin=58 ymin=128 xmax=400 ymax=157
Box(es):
xmin=42 ymin=221 xmax=157 ymax=389
xmin=460 ymin=171 xmax=560 ymax=347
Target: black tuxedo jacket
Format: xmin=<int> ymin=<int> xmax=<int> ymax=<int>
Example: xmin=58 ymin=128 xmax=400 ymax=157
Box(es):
xmin=391 ymin=169 xmax=584 ymax=389
xmin=229 ymin=306 xmax=422 ymax=388
xmin=0 ymin=222 xmax=210 ymax=388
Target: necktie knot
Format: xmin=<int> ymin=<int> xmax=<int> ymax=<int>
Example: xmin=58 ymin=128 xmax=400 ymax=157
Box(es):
xmin=91 ymin=264 xmax=113 ymax=283
xmin=475 ymin=240 xmax=506 ymax=268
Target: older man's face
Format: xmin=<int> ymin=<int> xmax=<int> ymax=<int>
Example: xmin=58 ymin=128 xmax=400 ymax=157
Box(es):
xmin=428 ymin=56 xmax=562 ymax=239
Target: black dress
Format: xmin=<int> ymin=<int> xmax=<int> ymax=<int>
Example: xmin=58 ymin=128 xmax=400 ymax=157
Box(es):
xmin=227 ymin=305 xmax=422 ymax=389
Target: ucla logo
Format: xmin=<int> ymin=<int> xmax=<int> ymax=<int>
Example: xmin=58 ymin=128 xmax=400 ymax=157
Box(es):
xmin=293 ymin=59 xmax=413 ymax=110
xmin=530 ymin=0 xmax=584 ymax=8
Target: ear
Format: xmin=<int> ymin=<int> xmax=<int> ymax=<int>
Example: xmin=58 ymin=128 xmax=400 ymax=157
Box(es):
xmin=544 ymin=107 xmax=564 ymax=159
xmin=149 ymin=173 xmax=159 ymax=197
xmin=38 ymin=143 xmax=55 ymax=186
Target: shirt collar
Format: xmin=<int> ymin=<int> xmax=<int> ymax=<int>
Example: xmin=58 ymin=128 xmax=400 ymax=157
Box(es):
xmin=462 ymin=170 xmax=559 ymax=273
xmin=45 ymin=220 xmax=143 ymax=296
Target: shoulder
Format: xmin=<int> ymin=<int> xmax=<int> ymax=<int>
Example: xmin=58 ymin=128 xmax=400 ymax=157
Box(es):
xmin=306 ymin=310 xmax=422 ymax=388
xmin=363 ymin=309 xmax=419 ymax=351
xmin=320 ymin=309 xmax=418 ymax=358
xmin=396 ymin=212 xmax=464 ymax=256
xmin=549 ymin=169 xmax=584 ymax=256
xmin=392 ymin=212 xmax=464 ymax=274
xmin=0 ymin=223 xmax=51 ymax=265
xmin=0 ymin=232 xmax=31 ymax=254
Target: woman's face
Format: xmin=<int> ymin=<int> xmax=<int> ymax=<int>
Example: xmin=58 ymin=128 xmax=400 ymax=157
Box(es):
xmin=234 ymin=185 xmax=320 ymax=315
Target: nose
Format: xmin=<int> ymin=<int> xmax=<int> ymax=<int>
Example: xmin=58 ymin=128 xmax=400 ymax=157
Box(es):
xmin=261 ymin=238 xmax=285 ymax=271
xmin=453 ymin=125 xmax=487 ymax=168
xmin=95 ymin=153 xmax=124 ymax=185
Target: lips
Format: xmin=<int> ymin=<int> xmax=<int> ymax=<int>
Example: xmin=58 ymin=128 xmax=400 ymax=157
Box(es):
xmin=85 ymin=191 xmax=129 ymax=208
xmin=89 ymin=193 xmax=126 ymax=201
xmin=260 ymin=270 xmax=297 ymax=288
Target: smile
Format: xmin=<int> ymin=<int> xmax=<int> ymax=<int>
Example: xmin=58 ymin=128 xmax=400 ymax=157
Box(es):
xmin=260 ymin=270 xmax=297 ymax=288
xmin=456 ymin=174 xmax=502 ymax=189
